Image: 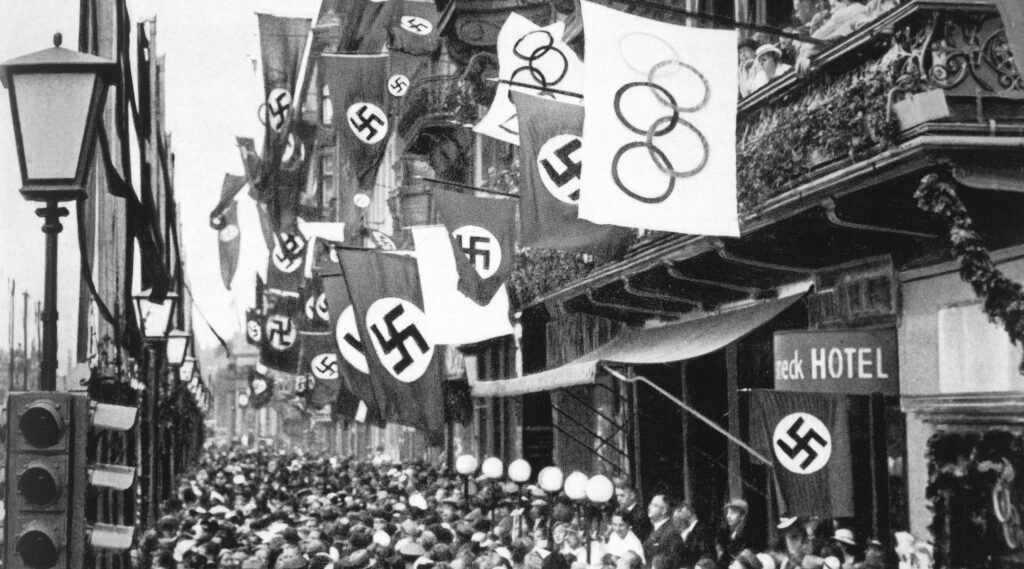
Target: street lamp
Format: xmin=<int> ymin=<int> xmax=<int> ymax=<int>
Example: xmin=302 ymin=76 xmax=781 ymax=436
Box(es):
xmin=455 ymin=454 xmax=478 ymax=500
xmin=537 ymin=466 xmax=564 ymax=545
xmin=481 ymin=457 xmax=504 ymax=480
xmin=179 ymin=356 xmax=196 ymax=386
xmin=508 ymin=459 xmax=531 ymax=484
xmin=165 ymin=330 xmax=191 ymax=368
xmin=585 ymin=475 xmax=615 ymax=562
xmin=0 ymin=33 xmax=117 ymax=391
xmin=133 ymin=291 xmax=180 ymax=339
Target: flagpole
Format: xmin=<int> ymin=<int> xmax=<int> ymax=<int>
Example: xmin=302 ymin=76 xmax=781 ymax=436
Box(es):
xmin=484 ymin=78 xmax=583 ymax=99
xmin=416 ymin=176 xmax=522 ymax=199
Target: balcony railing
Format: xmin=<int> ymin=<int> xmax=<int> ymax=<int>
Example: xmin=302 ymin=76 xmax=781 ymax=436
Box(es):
xmin=397 ymin=53 xmax=498 ymax=141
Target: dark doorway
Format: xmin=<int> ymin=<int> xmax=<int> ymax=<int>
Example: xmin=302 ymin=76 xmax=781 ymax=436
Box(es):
xmin=634 ymin=363 xmax=687 ymax=505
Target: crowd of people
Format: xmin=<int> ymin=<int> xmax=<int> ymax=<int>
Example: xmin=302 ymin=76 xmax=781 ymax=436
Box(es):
xmin=738 ymin=0 xmax=900 ymax=97
xmin=143 ymin=441 xmax=903 ymax=569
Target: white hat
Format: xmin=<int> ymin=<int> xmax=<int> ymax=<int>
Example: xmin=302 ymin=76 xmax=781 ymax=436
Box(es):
xmin=832 ymin=528 xmax=857 ymax=546
xmin=755 ymin=44 xmax=782 ymax=59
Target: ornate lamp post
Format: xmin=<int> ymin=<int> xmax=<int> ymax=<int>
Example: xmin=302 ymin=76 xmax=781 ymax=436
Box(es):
xmin=537 ymin=466 xmax=564 ymax=545
xmin=507 ymin=458 xmax=532 ymax=539
xmin=0 ymin=33 xmax=116 ymax=391
xmin=455 ymin=454 xmax=479 ymax=501
xmin=165 ymin=330 xmax=191 ymax=369
xmin=585 ymin=474 xmax=615 ymax=562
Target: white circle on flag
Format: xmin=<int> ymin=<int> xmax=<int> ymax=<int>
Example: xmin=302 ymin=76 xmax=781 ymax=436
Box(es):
xmin=218 ymin=224 xmax=240 ymax=242
xmin=264 ymin=314 xmax=297 ymax=351
xmin=772 ymin=412 xmax=832 ymax=475
xmin=315 ymin=293 xmax=330 ymax=321
xmin=272 ymin=234 xmax=306 ymax=273
xmin=246 ymin=320 xmax=262 ymax=343
xmin=400 ymin=15 xmax=433 ymax=35
xmin=238 ymin=392 xmax=250 ymax=407
xmin=388 ymin=74 xmax=411 ymax=97
xmin=267 ymin=87 xmax=292 ymax=132
xmin=365 ymin=297 xmax=434 ymax=383
xmin=346 ymin=102 xmax=389 ymax=144
xmin=537 ymin=134 xmax=583 ymax=205
xmin=311 ymin=353 xmax=339 ymax=380
xmin=251 ymin=377 xmax=268 ymax=395
xmin=452 ymin=225 xmax=501 ymax=279
xmin=354 ymin=193 xmax=372 ymax=208
xmin=282 ymin=132 xmax=306 ymax=165
xmin=336 ymin=306 xmax=369 ymax=374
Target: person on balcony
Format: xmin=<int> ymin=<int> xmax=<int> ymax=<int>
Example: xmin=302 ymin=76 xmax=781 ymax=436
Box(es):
xmin=715 ymin=500 xmax=751 ymax=567
xmin=642 ymin=495 xmax=682 ymax=569
xmin=672 ymin=502 xmax=715 ymax=569
xmin=616 ymin=486 xmax=652 ymax=542
xmin=738 ymin=38 xmax=762 ymax=98
xmin=604 ymin=510 xmax=647 ymax=566
xmin=748 ymin=44 xmax=793 ymax=93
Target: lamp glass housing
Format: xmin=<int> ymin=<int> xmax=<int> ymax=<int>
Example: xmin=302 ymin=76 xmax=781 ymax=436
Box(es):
xmin=179 ymin=357 xmax=196 ymax=384
xmin=585 ymin=475 xmax=614 ymax=503
xmin=481 ymin=457 xmax=504 ymax=480
xmin=455 ymin=454 xmax=478 ymax=476
xmin=508 ymin=459 xmax=531 ymax=483
xmin=564 ymin=471 xmax=589 ymax=501
xmin=133 ymin=291 xmax=179 ymax=339
xmin=12 ymin=72 xmax=94 ymax=180
xmin=537 ymin=466 xmax=564 ymax=494
xmin=165 ymin=330 xmax=191 ymax=366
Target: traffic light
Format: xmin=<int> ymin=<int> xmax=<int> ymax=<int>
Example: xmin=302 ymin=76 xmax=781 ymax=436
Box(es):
xmin=5 ymin=392 xmax=138 ymax=569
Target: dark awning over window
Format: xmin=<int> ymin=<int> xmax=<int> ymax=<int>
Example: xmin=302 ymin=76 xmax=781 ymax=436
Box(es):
xmin=471 ymin=291 xmax=806 ymax=397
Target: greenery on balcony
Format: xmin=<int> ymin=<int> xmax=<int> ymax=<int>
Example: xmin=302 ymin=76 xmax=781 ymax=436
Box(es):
xmin=397 ymin=54 xmax=498 ymax=139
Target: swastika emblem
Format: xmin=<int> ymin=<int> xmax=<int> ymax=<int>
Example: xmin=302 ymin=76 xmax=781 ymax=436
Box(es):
xmin=272 ymin=233 xmax=306 ymax=273
xmin=251 ymin=377 xmax=269 ymax=395
xmin=304 ymin=293 xmax=330 ymax=323
xmin=773 ymin=412 xmax=832 ymax=475
xmin=311 ymin=353 xmax=339 ymax=381
xmin=335 ymin=306 xmax=369 ymax=374
xmin=246 ymin=319 xmax=262 ymax=343
xmin=266 ymin=88 xmax=292 ymax=132
xmin=452 ymin=225 xmax=501 ymax=279
xmin=400 ymin=15 xmax=433 ymax=35
xmin=265 ymin=314 xmax=298 ymax=351
xmin=388 ymin=74 xmax=410 ymax=97
xmin=366 ymin=298 xmax=434 ymax=383
xmin=219 ymin=224 xmax=240 ymax=242
xmin=295 ymin=375 xmax=314 ymax=394
xmin=537 ymin=134 xmax=583 ymax=204
xmin=346 ymin=102 xmax=389 ymax=144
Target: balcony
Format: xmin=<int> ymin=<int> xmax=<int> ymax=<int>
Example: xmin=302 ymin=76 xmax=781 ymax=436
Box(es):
xmin=513 ymin=0 xmax=1024 ymax=319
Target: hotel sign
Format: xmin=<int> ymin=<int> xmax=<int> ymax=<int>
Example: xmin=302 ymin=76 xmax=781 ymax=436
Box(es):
xmin=774 ymin=328 xmax=898 ymax=396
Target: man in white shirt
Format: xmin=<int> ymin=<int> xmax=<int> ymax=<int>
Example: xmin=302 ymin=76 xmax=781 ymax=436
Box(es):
xmin=604 ymin=511 xmax=646 ymax=565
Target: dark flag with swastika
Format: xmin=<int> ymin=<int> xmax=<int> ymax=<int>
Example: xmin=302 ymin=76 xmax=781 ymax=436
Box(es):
xmin=389 ymin=1 xmax=441 ymax=56
xmin=298 ymin=275 xmax=331 ymax=333
xmin=209 ymin=185 xmax=243 ymax=290
xmin=513 ymin=92 xmax=633 ymax=259
xmin=321 ymin=267 xmax=383 ymax=425
xmin=259 ymin=294 xmax=303 ymax=374
xmin=386 ymin=50 xmax=431 ymax=114
xmin=266 ymin=232 xmax=308 ymax=295
xmin=322 ymin=53 xmax=392 ymax=243
xmin=749 ymin=390 xmax=856 ymax=518
xmin=237 ymin=137 xmax=276 ymax=250
xmin=297 ymin=330 xmax=342 ymax=409
xmin=431 ymin=187 xmax=518 ymax=306
xmin=244 ymin=308 xmax=264 ymax=346
xmin=336 ymin=250 xmax=445 ymax=435
xmin=247 ymin=367 xmax=274 ymax=409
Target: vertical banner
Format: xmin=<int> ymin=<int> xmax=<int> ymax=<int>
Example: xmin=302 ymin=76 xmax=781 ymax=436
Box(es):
xmin=749 ymin=390 xmax=857 ymax=518
xmin=297 ymin=330 xmax=342 ymax=409
xmin=322 ymin=53 xmax=392 ymax=243
xmin=473 ymin=14 xmax=577 ymax=145
xmin=337 ymin=251 xmax=445 ymax=434
xmin=211 ymin=200 xmax=241 ymax=290
xmin=578 ymin=1 xmax=739 ymax=237
xmin=259 ymin=295 xmax=303 ymax=374
xmin=245 ymin=308 xmax=264 ymax=346
xmin=237 ymin=137 xmax=276 ymax=250
xmin=265 ymin=232 xmax=307 ymax=294
xmin=431 ymin=188 xmax=518 ymax=305
xmin=322 ymin=269 xmax=382 ymax=425
xmin=389 ymin=0 xmax=441 ymax=56
xmin=513 ymin=92 xmax=632 ymax=259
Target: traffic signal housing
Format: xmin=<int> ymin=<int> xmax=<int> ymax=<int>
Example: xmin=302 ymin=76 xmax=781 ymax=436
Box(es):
xmin=5 ymin=392 xmax=139 ymax=569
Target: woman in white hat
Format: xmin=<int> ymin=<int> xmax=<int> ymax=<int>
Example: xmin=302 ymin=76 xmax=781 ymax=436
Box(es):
xmin=748 ymin=44 xmax=792 ymax=93
xmin=829 ymin=529 xmax=860 ymax=569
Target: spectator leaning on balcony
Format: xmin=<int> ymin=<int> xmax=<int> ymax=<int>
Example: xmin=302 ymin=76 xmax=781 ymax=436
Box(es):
xmin=748 ymin=44 xmax=793 ymax=93
xmin=738 ymin=38 xmax=761 ymax=98
xmin=796 ymin=0 xmax=873 ymax=71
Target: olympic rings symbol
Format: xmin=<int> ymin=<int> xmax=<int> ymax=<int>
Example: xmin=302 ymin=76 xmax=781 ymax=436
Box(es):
xmin=506 ymin=30 xmax=568 ymax=104
xmin=610 ymin=59 xmax=711 ymax=204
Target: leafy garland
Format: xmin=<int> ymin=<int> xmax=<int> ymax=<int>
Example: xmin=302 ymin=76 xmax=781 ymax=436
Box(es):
xmin=737 ymin=49 xmax=903 ymax=212
xmin=915 ymin=172 xmax=1024 ymax=372
xmin=508 ymin=248 xmax=598 ymax=309
xmin=926 ymin=430 xmax=1024 ymax=568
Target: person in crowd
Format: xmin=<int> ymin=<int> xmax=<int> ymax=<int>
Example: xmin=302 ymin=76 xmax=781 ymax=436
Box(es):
xmin=605 ymin=510 xmax=646 ymax=565
xmin=829 ymin=529 xmax=861 ymax=569
xmin=738 ymin=38 xmax=761 ymax=98
xmin=641 ymin=495 xmax=682 ymax=569
xmin=748 ymin=44 xmax=793 ymax=93
xmin=672 ymin=502 xmax=715 ymax=569
xmin=716 ymin=500 xmax=750 ymax=567
xmin=775 ymin=517 xmax=808 ymax=569
xmin=615 ymin=486 xmax=651 ymax=542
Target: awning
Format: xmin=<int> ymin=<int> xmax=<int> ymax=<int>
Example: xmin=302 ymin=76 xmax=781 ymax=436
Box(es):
xmin=470 ymin=291 xmax=807 ymax=397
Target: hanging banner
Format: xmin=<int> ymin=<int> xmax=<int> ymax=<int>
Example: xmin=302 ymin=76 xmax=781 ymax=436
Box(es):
xmin=513 ymin=92 xmax=632 ymax=259
xmin=245 ymin=308 xmax=264 ymax=346
xmin=211 ymin=200 xmax=241 ymax=290
xmin=266 ymin=232 xmax=307 ymax=295
xmin=337 ymin=250 xmax=445 ymax=434
xmin=411 ymin=226 xmax=514 ymax=345
xmin=322 ymin=53 xmax=393 ymax=243
xmin=389 ymin=0 xmax=441 ymax=56
xmin=237 ymin=137 xmax=276 ymax=250
xmin=577 ymin=1 xmax=739 ymax=237
xmin=322 ymin=268 xmax=383 ymax=424
xmin=474 ymin=13 xmax=577 ymax=145
xmin=431 ymin=187 xmax=518 ymax=305
xmin=749 ymin=390 xmax=856 ymax=518
xmin=259 ymin=294 xmax=303 ymax=374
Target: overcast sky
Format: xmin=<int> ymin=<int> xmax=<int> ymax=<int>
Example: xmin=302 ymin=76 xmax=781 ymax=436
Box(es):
xmin=0 ymin=0 xmax=320 ymax=370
